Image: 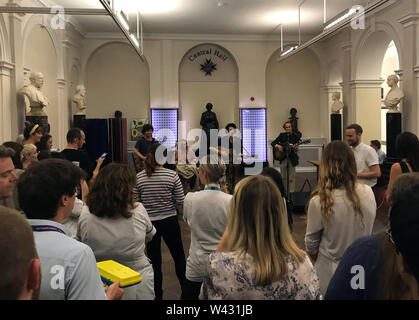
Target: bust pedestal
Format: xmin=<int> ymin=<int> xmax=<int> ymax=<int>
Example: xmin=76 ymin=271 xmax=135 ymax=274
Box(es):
xmin=330 ymin=114 xmax=342 ymax=141
xmin=386 ymin=112 xmax=401 ymax=159
xmin=26 ymin=115 xmax=50 ymax=133
xmin=74 ymin=114 xmax=86 ymax=132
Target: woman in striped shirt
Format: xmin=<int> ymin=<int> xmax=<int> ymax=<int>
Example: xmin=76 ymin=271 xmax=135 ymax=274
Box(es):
xmin=134 ymin=143 xmax=186 ymax=300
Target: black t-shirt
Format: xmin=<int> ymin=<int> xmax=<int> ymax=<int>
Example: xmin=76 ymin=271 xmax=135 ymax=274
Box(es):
xmin=134 ymin=137 xmax=156 ymax=157
xmin=61 ymin=149 xmax=94 ymax=180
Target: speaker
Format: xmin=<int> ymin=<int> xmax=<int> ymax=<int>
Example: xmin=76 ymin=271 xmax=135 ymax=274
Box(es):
xmin=290 ymin=191 xmax=311 ymax=214
xmin=290 ymin=178 xmax=312 ymax=214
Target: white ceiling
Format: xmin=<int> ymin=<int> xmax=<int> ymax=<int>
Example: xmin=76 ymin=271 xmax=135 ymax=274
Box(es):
xmin=24 ymin=0 xmax=369 ymax=36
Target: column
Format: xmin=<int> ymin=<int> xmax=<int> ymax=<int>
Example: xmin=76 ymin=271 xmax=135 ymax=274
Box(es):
xmin=57 ymin=78 xmax=68 ymax=149
xmin=349 ymin=79 xmax=384 ymax=145
xmin=341 ymin=41 xmax=352 ymax=128
xmin=0 ymin=61 xmax=14 ymax=142
xmin=398 ymin=13 xmax=419 ymax=133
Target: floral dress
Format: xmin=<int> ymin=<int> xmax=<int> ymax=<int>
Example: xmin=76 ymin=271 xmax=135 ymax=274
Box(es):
xmin=199 ymin=251 xmax=321 ymax=300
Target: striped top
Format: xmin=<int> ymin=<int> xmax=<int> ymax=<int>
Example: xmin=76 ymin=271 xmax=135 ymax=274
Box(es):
xmin=134 ymin=167 xmax=185 ymax=221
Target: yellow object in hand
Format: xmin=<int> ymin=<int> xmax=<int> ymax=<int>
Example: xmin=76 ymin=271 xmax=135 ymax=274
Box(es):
xmin=97 ymin=260 xmax=142 ymax=288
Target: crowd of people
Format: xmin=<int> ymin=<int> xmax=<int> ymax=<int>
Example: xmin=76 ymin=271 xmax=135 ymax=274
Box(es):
xmin=1 ymin=120 xmax=419 ymax=301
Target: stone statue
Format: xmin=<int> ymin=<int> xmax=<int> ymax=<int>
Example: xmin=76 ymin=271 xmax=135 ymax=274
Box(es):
xmin=72 ymin=85 xmax=87 ymax=115
xmin=331 ymin=92 xmax=344 ymax=114
xmin=200 ymin=103 xmax=219 ymax=133
xmin=384 ymin=74 xmax=404 ymax=113
xmin=19 ymin=72 xmax=49 ymax=116
xmin=289 ymin=107 xmax=301 ymax=137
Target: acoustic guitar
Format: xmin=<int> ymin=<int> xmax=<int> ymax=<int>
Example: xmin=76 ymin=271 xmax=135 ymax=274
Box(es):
xmin=273 ymin=139 xmax=311 ymax=161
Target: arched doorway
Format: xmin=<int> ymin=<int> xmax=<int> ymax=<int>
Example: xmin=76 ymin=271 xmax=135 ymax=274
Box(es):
xmin=354 ymin=26 xmax=401 ymax=148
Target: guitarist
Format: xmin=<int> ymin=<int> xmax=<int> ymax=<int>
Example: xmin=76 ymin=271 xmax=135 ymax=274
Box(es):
xmin=271 ymin=121 xmax=302 ymax=194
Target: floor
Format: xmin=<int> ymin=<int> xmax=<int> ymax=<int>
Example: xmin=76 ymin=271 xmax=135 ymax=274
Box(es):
xmin=159 ymin=172 xmax=389 ymax=300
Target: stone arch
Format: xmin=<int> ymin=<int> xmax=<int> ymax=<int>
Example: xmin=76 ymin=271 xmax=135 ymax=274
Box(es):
xmin=22 ymin=14 xmax=64 ymax=79
xmin=353 ymin=21 xmax=402 ymax=80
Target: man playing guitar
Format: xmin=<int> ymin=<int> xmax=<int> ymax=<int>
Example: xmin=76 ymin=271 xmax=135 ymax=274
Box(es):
xmin=271 ymin=121 xmax=302 ymax=195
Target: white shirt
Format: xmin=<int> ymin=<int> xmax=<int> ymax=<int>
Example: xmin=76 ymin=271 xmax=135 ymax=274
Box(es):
xmin=305 ymin=183 xmax=376 ymax=263
xmin=352 ymin=143 xmax=379 ymax=187
xmin=183 ymin=189 xmax=232 ymax=282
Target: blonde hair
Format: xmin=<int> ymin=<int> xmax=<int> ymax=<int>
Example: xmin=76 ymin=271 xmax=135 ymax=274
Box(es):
xmin=22 ymin=144 xmax=37 ymax=160
xmin=313 ymin=140 xmax=362 ymax=224
xmin=227 ymin=175 xmax=306 ymax=285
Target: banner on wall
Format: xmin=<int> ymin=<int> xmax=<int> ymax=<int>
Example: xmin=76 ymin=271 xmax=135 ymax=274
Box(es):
xmin=131 ymin=119 xmax=148 ymax=141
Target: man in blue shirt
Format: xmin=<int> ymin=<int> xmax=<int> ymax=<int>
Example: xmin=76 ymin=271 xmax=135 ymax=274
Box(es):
xmin=17 ymin=159 xmax=124 ymax=300
xmin=133 ymin=124 xmax=156 ymax=172
xmin=370 ymin=140 xmax=386 ymax=164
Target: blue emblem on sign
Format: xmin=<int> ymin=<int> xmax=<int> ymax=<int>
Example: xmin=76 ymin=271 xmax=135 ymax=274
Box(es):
xmin=200 ymin=58 xmax=217 ymax=76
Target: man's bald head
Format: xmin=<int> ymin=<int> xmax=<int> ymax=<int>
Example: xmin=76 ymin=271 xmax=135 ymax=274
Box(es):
xmin=0 ymin=206 xmax=40 ymax=300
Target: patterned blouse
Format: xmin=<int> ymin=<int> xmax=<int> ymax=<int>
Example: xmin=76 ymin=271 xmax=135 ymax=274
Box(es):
xmin=199 ymin=251 xmax=322 ymax=300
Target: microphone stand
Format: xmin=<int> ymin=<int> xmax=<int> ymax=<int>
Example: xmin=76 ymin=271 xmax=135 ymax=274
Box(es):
xmin=285 ymin=132 xmax=291 ymax=200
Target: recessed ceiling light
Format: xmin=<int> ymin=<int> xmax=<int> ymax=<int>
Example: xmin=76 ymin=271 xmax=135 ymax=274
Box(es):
xmin=217 ymin=2 xmax=227 ymax=7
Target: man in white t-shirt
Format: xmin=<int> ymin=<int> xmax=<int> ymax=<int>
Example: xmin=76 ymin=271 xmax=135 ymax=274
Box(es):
xmin=345 ymin=124 xmax=381 ymax=187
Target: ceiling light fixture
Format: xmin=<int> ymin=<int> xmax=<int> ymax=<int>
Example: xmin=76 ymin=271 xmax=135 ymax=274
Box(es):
xmin=130 ymin=34 xmax=140 ymax=47
xmin=116 ymin=10 xmax=129 ymax=31
xmin=281 ymin=46 xmax=298 ymax=57
xmin=324 ymin=6 xmax=358 ymax=30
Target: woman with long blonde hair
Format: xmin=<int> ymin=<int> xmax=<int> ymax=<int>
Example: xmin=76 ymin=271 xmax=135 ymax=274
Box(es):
xmin=200 ymin=175 xmax=320 ymax=300
xmin=305 ymin=140 xmax=376 ymax=295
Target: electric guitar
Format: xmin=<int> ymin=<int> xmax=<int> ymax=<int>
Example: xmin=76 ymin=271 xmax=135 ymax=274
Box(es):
xmin=273 ymin=139 xmax=311 ymax=161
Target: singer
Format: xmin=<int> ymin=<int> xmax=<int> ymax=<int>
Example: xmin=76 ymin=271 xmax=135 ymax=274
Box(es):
xmin=271 ymin=121 xmax=302 ymax=195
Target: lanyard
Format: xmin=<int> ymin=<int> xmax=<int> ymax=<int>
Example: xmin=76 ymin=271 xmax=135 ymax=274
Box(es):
xmin=204 ymin=185 xmax=221 ymax=191
xmin=31 ymin=225 xmax=66 ymax=235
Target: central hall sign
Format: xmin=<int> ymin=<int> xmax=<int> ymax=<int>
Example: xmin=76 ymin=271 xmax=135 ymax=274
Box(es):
xmin=188 ymin=48 xmax=229 ymax=62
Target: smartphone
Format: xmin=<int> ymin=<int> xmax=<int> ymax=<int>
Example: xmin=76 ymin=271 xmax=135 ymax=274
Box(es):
xmin=100 ymin=153 xmax=107 ymax=158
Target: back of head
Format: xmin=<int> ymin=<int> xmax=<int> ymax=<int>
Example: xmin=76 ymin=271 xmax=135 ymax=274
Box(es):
xmin=261 ymin=167 xmax=286 ymax=199
xmin=23 ymin=122 xmax=42 ymax=140
xmin=0 ymin=206 xmax=38 ymax=300
xmin=396 ymin=132 xmax=419 ymax=170
xmin=66 ymin=128 xmax=82 ymax=144
xmin=21 ymin=144 xmax=37 ymax=160
xmin=390 ymin=183 xmax=419 ymax=283
xmin=87 ymin=163 xmax=136 ymax=219
xmin=2 ymin=142 xmax=22 ymax=169
xmin=206 ymin=102 xmax=213 ymax=111
xmin=317 ymin=140 xmax=360 ymax=221
xmin=17 ymin=159 xmax=82 ymax=219
xmin=228 ymin=175 xmax=305 ymax=285
xmin=199 ymin=155 xmax=226 ymax=184
xmin=144 ymin=143 xmax=166 ymax=177
xmin=346 ymin=123 xmax=363 ymax=135
xmin=390 ymin=172 xmax=419 ymax=203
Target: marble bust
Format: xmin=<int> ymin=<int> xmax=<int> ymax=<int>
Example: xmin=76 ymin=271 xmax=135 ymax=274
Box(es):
xmin=331 ymin=92 xmax=344 ymax=114
xmin=384 ymin=74 xmax=404 ymax=113
xmin=19 ymin=72 xmax=49 ymax=116
xmin=72 ymin=85 xmax=87 ymax=115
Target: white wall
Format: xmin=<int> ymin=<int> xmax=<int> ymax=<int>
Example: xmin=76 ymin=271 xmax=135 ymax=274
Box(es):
xmin=85 ymin=42 xmax=150 ymax=139
xmin=23 ymin=24 xmax=59 ymax=144
xmin=266 ymin=49 xmax=321 ymax=139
